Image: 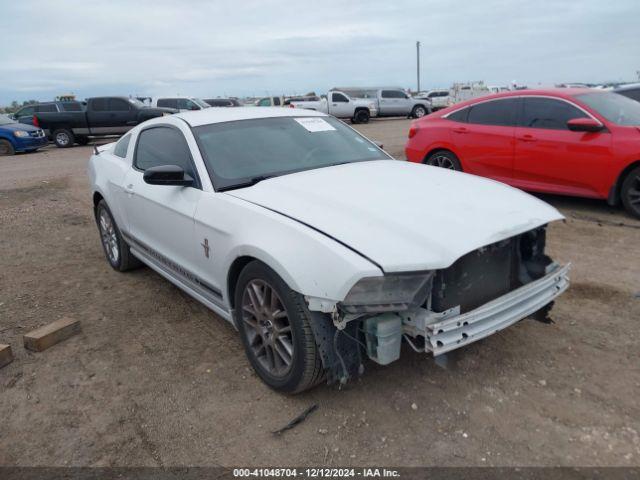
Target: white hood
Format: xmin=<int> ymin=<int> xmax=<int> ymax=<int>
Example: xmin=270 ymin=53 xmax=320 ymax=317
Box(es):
xmin=227 ymin=160 xmax=563 ymax=272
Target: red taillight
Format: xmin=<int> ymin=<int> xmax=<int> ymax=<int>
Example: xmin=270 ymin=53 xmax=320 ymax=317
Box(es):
xmin=289 ymin=103 xmax=295 ymax=108
xmin=32 ymin=115 xmax=40 ymax=127
xmin=408 ymin=122 xmax=419 ymax=138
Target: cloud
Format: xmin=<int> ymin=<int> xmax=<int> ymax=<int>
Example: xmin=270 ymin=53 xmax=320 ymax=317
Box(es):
xmin=0 ymin=0 xmax=638 ymax=103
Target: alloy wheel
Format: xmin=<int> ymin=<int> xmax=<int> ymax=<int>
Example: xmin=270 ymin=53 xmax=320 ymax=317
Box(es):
xmin=56 ymin=132 xmax=70 ymax=146
xmin=99 ymin=209 xmax=119 ymax=264
xmin=414 ymin=106 xmax=426 ymax=117
xmin=241 ymin=279 xmax=294 ymax=377
xmin=430 ymin=154 xmax=456 ymax=169
xmin=626 ymin=174 xmax=640 ymax=209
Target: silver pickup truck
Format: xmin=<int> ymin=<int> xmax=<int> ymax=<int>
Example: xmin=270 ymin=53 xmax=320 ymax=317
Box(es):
xmin=289 ymin=91 xmax=378 ymax=124
xmin=370 ymin=88 xmax=431 ymax=118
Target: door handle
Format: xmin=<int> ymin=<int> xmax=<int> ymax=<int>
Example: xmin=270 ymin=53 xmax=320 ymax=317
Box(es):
xmin=452 ymin=127 xmax=468 ymax=134
xmin=518 ymin=134 xmax=537 ymax=142
xmin=124 ymin=184 xmax=135 ymax=196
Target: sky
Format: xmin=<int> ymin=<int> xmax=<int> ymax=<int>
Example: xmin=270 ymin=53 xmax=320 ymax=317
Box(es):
xmin=0 ymin=0 xmax=639 ymax=105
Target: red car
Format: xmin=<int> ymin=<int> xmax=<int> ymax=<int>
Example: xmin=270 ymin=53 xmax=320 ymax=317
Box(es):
xmin=405 ymin=89 xmax=640 ymax=218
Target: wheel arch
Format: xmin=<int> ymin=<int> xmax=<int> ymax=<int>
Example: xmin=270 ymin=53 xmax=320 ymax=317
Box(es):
xmin=608 ymin=160 xmax=640 ymax=205
xmin=422 ymin=147 xmax=462 ymax=166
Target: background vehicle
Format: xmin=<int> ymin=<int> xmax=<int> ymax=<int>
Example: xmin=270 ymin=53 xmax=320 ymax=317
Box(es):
xmin=283 ymin=95 xmax=321 ymax=106
xmin=415 ymin=89 xmax=450 ymax=110
xmin=613 ymin=83 xmax=640 ymax=102
xmin=203 ymin=98 xmax=243 ymax=107
xmin=255 ymin=96 xmax=284 ymax=107
xmin=34 ymin=96 xmax=176 ymax=147
xmin=289 ymin=90 xmax=377 ymax=123
xmin=368 ymin=88 xmax=431 ymax=118
xmin=0 ymin=114 xmax=47 ymax=156
xmin=405 ymin=88 xmax=640 ymax=218
xmin=13 ymin=101 xmax=84 ymax=126
xmin=150 ymin=96 xmax=210 ymax=111
xmin=449 ymin=81 xmax=491 ymax=104
xmin=89 ymin=107 xmax=567 ymax=393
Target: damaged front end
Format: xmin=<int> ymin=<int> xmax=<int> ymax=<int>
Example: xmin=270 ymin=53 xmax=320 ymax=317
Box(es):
xmin=312 ymin=226 xmax=570 ymax=384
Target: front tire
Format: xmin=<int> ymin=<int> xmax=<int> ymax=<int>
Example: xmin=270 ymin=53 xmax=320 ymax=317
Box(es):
xmin=53 ymin=129 xmax=74 ymax=148
xmin=234 ymin=261 xmax=324 ymax=394
xmin=352 ymin=109 xmax=370 ymax=124
xmin=425 ymin=150 xmax=462 ymax=171
xmin=0 ymin=139 xmax=15 ymax=156
xmin=95 ymin=200 xmax=142 ymax=271
xmin=411 ymin=105 xmax=428 ymax=118
xmin=621 ymin=165 xmax=640 ymax=219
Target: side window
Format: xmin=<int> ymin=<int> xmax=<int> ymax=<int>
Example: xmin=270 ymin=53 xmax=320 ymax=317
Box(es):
xmin=177 ymin=99 xmax=199 ymax=110
xmin=257 ymin=98 xmax=271 ymax=106
xmin=91 ymin=98 xmax=109 ymax=111
xmin=158 ymin=99 xmax=178 ymax=109
xmin=109 ymin=98 xmax=131 ymax=111
xmin=37 ymin=104 xmax=58 ymax=113
xmin=134 ymin=127 xmax=197 ymax=181
xmin=273 ymin=97 xmax=281 ymax=106
xmin=113 ymin=134 xmax=131 ymax=158
xmin=521 ymin=98 xmax=587 ymax=130
xmin=447 ymin=107 xmax=469 ymax=123
xmin=332 ymin=93 xmax=348 ymax=103
xmin=467 ymin=99 xmax=518 ymax=126
xmin=62 ymin=102 xmax=82 ymax=112
xmin=18 ymin=106 xmax=35 ymax=116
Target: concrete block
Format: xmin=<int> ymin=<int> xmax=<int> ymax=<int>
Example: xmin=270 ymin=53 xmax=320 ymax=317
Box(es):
xmin=0 ymin=344 xmax=13 ymax=368
xmin=23 ymin=317 xmax=81 ymax=352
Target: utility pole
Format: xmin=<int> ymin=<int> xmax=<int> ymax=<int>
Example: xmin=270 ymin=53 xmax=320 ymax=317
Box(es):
xmin=416 ymin=41 xmax=421 ymax=93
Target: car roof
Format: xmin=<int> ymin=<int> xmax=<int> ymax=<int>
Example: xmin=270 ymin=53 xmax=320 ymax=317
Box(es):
xmin=436 ymin=88 xmax=602 ymax=115
xmin=614 ymin=83 xmax=640 ymax=91
xmin=175 ymin=106 xmax=327 ymax=126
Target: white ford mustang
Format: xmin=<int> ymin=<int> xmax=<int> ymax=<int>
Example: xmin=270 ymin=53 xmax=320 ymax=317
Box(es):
xmin=89 ymin=107 xmax=570 ymax=393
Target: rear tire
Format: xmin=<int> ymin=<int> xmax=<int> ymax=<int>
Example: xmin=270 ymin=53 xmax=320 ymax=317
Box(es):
xmin=0 ymin=140 xmax=16 ymax=156
xmin=620 ymin=165 xmax=640 ymax=219
xmin=95 ymin=199 xmax=142 ymax=272
xmin=234 ymin=260 xmax=324 ymax=394
xmin=425 ymin=150 xmax=462 ymax=171
xmin=53 ymin=129 xmax=74 ymax=148
xmin=352 ymin=109 xmax=370 ymax=124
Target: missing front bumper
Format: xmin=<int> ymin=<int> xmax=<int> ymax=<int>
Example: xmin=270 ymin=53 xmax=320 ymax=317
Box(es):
xmin=401 ymin=262 xmax=570 ymax=356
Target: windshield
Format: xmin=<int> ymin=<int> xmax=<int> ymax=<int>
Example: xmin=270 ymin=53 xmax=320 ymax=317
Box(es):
xmin=128 ymin=98 xmax=145 ymax=107
xmin=0 ymin=114 xmax=16 ymax=125
xmin=193 ymin=116 xmax=390 ymax=190
xmin=193 ymin=98 xmax=210 ymax=109
xmin=575 ymin=92 xmax=640 ymax=126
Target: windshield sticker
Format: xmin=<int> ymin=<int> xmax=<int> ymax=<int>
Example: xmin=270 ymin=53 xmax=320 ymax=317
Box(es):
xmin=294 ymin=117 xmax=336 ymax=132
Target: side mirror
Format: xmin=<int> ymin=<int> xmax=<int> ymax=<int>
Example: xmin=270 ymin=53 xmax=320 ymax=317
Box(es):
xmin=567 ymin=118 xmax=604 ymax=133
xmin=143 ymin=165 xmax=194 ymax=186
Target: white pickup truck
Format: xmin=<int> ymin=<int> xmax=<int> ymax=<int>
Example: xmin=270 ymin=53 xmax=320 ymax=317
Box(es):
xmin=289 ymin=91 xmax=377 ymax=124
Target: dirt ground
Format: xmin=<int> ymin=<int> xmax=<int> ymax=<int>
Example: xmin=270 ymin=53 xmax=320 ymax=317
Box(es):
xmin=0 ymin=118 xmax=639 ymax=467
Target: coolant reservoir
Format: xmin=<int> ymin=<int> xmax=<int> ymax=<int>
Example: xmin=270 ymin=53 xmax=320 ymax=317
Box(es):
xmin=364 ymin=314 xmax=402 ymax=365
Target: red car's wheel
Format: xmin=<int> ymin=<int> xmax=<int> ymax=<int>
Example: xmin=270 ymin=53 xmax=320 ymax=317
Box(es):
xmin=621 ymin=166 xmax=640 ymax=219
xmin=425 ymin=150 xmax=462 ymax=171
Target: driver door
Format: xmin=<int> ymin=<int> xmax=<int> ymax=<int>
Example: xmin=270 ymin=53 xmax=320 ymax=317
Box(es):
xmin=121 ymin=125 xmax=203 ymax=276
xmin=329 ymin=92 xmax=352 ymax=117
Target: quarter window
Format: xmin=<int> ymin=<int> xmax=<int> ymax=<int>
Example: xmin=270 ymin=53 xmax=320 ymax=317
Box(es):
xmin=467 ymin=99 xmax=518 ymax=126
xmin=447 ymin=107 xmax=469 ymax=122
xmin=134 ymin=127 xmax=197 ymax=181
xmin=520 ymin=98 xmax=587 ymax=130
xmin=113 ymin=134 xmax=131 ymax=158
